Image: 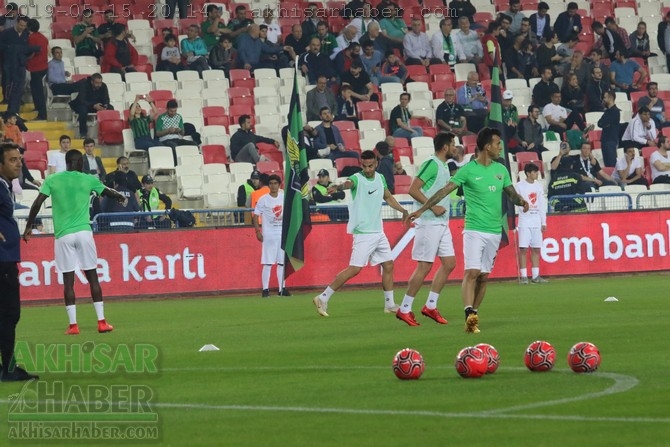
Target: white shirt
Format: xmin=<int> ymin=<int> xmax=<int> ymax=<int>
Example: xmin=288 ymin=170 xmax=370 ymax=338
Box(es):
xmin=542 ymin=103 xmax=568 ymax=121
xmin=47 ymin=150 xmax=67 ymax=173
xmin=650 ymin=150 xmax=670 ymax=180
xmin=264 ymin=20 xmax=281 ymax=44
xmin=515 ymin=179 xmax=547 ymax=228
xmin=612 ymin=155 xmax=643 ymax=181
xmin=622 ymin=115 xmax=657 ymax=145
xmin=349 ymin=17 xmax=378 ymax=41
xmin=403 ymin=31 xmax=431 ymax=60
xmin=254 ymin=191 xmax=284 ymax=235
xmin=85 ymin=154 xmax=100 ymax=178
xmin=452 ymin=29 xmax=483 ymax=61
xmin=332 ymin=34 xmax=359 ymax=60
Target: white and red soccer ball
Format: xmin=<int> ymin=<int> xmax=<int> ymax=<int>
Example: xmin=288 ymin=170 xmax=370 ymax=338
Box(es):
xmin=524 ymin=340 xmax=556 ymax=372
xmin=475 ymin=343 xmax=500 ymax=374
xmin=455 ymin=346 xmax=488 ymax=378
xmin=392 ymin=348 xmax=425 ymax=380
xmin=568 ymin=342 xmax=601 ymax=373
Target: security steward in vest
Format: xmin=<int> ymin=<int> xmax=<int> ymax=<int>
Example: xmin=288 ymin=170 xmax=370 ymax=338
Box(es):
xmin=237 ymin=170 xmax=261 ymax=224
xmin=311 ymin=168 xmax=347 ymax=221
xmin=139 ymin=175 xmax=172 ymax=228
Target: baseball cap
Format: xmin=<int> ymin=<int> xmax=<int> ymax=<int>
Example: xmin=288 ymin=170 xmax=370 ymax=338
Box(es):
xmin=317 ymin=169 xmax=330 ymax=177
xmin=503 ymin=90 xmax=513 ymax=100
xmin=141 ymin=175 xmax=154 ymax=184
xmin=250 ymin=170 xmax=261 ymax=179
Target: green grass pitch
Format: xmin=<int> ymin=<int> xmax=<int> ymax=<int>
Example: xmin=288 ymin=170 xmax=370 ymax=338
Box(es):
xmin=1 ymin=274 xmax=669 ymax=446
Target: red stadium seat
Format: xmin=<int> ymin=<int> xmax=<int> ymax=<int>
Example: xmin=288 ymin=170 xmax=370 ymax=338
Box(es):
xmin=394 ymin=145 xmax=413 ymax=163
xmin=24 ymin=141 xmax=49 ymax=155
xmin=334 ymin=157 xmax=360 ymax=175
xmin=202 ymin=145 xmax=229 ymax=164
xmin=333 ymin=120 xmax=356 ymax=132
xmin=21 ymin=131 xmax=46 ymax=143
xmin=97 ymin=111 xmax=124 ymax=145
xmin=256 ymin=160 xmax=281 ymax=173
xmin=340 ymin=129 xmax=361 ymax=150
xmin=393 ymin=175 xmax=412 ymax=194
xmin=149 ymin=90 xmax=174 ymax=101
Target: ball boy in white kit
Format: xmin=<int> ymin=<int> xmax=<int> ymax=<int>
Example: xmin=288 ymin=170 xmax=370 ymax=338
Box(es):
xmin=515 ymin=163 xmax=548 ymax=284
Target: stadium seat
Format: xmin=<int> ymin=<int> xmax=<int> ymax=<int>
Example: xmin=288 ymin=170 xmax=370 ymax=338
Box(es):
xmin=24 ymin=141 xmax=49 ymax=155
xmin=334 ymin=158 xmax=360 ymax=176
xmin=394 ymin=175 xmax=412 ymax=194
xmin=202 ymin=145 xmax=229 ymax=164
xmin=256 ymin=160 xmax=281 ymax=173
xmin=97 ymin=110 xmax=124 ymax=145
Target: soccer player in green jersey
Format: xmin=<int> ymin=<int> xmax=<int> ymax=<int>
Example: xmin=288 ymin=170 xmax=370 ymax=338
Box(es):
xmin=23 ymin=150 xmax=127 ymax=335
xmin=397 ymin=132 xmax=457 ymax=326
xmin=406 ymin=128 xmax=529 ymax=333
xmin=313 ymin=150 xmax=409 ymax=317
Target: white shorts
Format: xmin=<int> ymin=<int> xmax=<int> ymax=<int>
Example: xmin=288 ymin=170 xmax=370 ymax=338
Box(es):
xmin=350 ymin=233 xmax=393 ymax=267
xmin=412 ymin=223 xmax=455 ymax=262
xmin=261 ymin=231 xmax=284 ymax=265
xmin=54 ymin=230 xmax=98 ymax=273
xmin=463 ymin=230 xmax=501 ymax=273
xmin=518 ymin=226 xmax=543 ymax=248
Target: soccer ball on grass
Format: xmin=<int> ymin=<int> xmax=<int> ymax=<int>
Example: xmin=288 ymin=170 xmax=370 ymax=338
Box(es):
xmin=524 ymin=340 xmax=556 ymax=372
xmin=567 ymin=342 xmax=601 ymax=373
xmin=475 ymin=343 xmax=500 ymax=374
xmin=392 ymin=348 xmax=425 ymax=380
xmin=455 ymin=346 xmax=488 ymax=378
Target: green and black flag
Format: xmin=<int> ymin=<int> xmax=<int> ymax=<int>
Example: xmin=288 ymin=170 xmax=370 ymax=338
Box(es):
xmin=487 ymin=53 xmax=515 ymax=248
xmin=281 ymin=68 xmax=312 ymax=276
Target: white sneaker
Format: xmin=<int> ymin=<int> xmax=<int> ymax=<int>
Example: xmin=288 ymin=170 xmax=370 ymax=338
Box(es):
xmin=384 ymin=304 xmax=400 ymax=314
xmin=313 ymin=296 xmax=329 ymax=317
xmin=531 ymin=276 xmax=549 ymax=284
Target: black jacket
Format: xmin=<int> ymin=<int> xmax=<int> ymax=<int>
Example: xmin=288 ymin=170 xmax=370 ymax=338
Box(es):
xmin=586 ymin=79 xmax=611 ymax=112
xmin=69 ymin=77 xmax=111 ymax=111
xmin=377 ymin=154 xmax=395 ymax=194
xmin=82 ymin=155 xmax=107 ymax=182
xmin=657 ymin=21 xmax=670 ymax=54
xmin=597 ymin=105 xmax=621 ymax=142
xmin=529 ymin=13 xmax=553 ymax=42
xmin=230 ymin=129 xmax=275 ymax=161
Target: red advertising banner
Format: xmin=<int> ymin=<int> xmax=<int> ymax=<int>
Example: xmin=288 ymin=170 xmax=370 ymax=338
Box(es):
xmin=19 ymin=210 xmax=670 ymax=301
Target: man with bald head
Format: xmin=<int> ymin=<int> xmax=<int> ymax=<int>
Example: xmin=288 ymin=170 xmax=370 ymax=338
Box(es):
xmin=237 ymin=24 xmax=291 ymax=71
xmin=333 ymin=25 xmax=359 ymax=60
xmin=299 ymin=37 xmax=337 ymax=84
xmin=285 ymin=24 xmax=310 ymax=56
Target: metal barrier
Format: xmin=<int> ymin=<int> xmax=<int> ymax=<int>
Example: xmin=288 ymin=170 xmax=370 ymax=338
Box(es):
xmin=635 ymin=191 xmax=670 ymax=210
xmin=548 ymin=193 xmax=633 ymax=213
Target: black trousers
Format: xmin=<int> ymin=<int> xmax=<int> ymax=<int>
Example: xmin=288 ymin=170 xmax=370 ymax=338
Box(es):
xmin=165 ymin=0 xmax=189 ymax=19
xmin=0 ymin=262 xmax=21 ymax=373
xmin=29 ymin=69 xmax=47 ymax=118
xmin=548 ymin=111 xmax=586 ymax=138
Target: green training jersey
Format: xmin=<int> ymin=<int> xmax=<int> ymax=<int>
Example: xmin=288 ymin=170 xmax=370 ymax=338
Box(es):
xmin=347 ymin=172 xmax=387 ymax=234
xmin=40 ymin=171 xmax=106 ymax=239
xmin=450 ymin=160 xmax=512 ymax=234
xmin=415 ymin=155 xmax=451 ymax=224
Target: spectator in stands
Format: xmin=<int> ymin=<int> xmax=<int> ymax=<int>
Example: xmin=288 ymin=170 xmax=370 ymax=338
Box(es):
xmin=517 ymin=105 xmax=547 ymax=158
xmin=390 ymin=93 xmax=424 ymax=139
xmin=543 ymin=91 xmax=591 ymax=139
xmin=482 ymin=21 xmax=503 ymax=79
xmin=520 ymin=39 xmax=540 ymax=81
xmin=101 ymin=172 xmax=141 ymax=230
xmin=334 ymin=42 xmax=361 ymax=78
xmin=101 ymin=24 xmax=138 ymax=81
xmin=497 ymin=14 xmax=515 ymax=55
xmin=610 ymin=49 xmax=647 ymax=93
xmin=160 ymin=34 xmax=184 ymax=75
xmin=650 ymin=135 xmax=670 ymax=184
xmin=657 ymin=12 xmax=670 ymax=71
xmin=605 ymin=18 xmax=632 ymax=54
xmin=449 ymin=0 xmax=476 ymax=28
xmin=597 ymin=91 xmax=621 ymax=168
xmin=227 ymin=5 xmax=254 ymax=41
xmin=260 ymin=8 xmax=281 ymax=45
xmin=504 ymin=34 xmax=527 ymax=80
xmin=165 ymin=0 xmax=188 ymax=20
xmin=97 ymin=10 xmax=119 ymax=43
xmin=548 ymin=143 xmax=587 ymax=211
xmin=181 ymin=25 xmax=211 ymax=75
xmin=314 ymin=21 xmax=338 ymax=58
xmin=436 ymin=89 xmax=469 ymax=137
xmin=350 ymin=3 xmax=378 ymax=41
xmin=638 ymin=82 xmax=667 ymax=129
xmin=82 ymin=138 xmax=106 ymax=182
xmin=285 ymin=24 xmax=311 ymax=58
xmin=47 ymin=47 xmax=80 ymax=96
xmin=230 ymin=114 xmax=279 ymax=163
xmin=532 ymin=66 xmax=559 ymax=108
xmin=334 ymin=26 xmax=360 ymax=60
xmin=622 ymin=106 xmax=657 ymax=150
xmin=402 ymin=17 xmax=442 ymax=67
xmin=379 ymin=6 xmax=407 ymax=50
xmin=589 ymin=49 xmax=611 ymax=87
xmin=47 ymin=135 xmax=70 ymax=175
xmin=72 ymin=9 xmax=102 ymax=58
xmin=302 ymin=4 xmax=321 ymax=37
xmin=556 ymin=34 xmax=580 ymax=72
xmin=342 ymin=0 xmax=366 ymax=18
xmin=312 ymin=169 xmax=346 ymax=220
xmin=139 ymin=175 xmax=172 ymax=229
xmin=299 ymin=37 xmax=337 ymax=85
xmin=457 ymin=71 xmax=488 ymax=131
xmin=515 ymin=18 xmax=539 ymax=49
xmin=572 ymin=141 xmax=617 ymax=190
xmin=69 ymin=73 xmax=113 ymax=139
xmin=380 ymin=51 xmax=408 ymax=84
xmin=561 ymin=73 xmax=585 ymax=115
xmin=431 ymin=18 xmax=457 ymax=68
xmin=501 ymin=90 xmax=519 ymax=149
xmin=629 ymin=22 xmax=655 ymax=60
xmin=529 ymin=2 xmax=552 ymax=44
xmin=453 ymin=16 xmax=483 ymax=64
xmin=1 ymin=15 xmax=38 ymax=116
xmin=105 ymin=156 xmax=142 ymax=197
xmin=155 ymin=99 xmax=198 ymax=162
xmin=554 ymin=2 xmax=582 ymax=43
xmin=208 ymin=34 xmax=236 ymax=77
xmin=335 ymin=85 xmax=358 ymax=123
xmin=154 ymin=28 xmax=173 ymax=72
xmin=306 ymin=76 xmax=338 ymax=121
xmin=536 ymin=32 xmax=562 ymax=73
xmin=341 ymin=60 xmax=379 ymax=104
xmin=563 ymin=51 xmax=590 ymax=90
xmin=360 ymin=40 xmax=399 ymax=85
xmin=238 ymin=170 xmax=261 ymax=208
xmin=612 ymin=146 xmax=648 ymax=187
xmin=129 ymin=94 xmax=159 ymax=150
xmin=314 ymin=107 xmax=360 ymax=161
xmin=26 ymin=19 xmax=48 ymax=121
xmin=362 ymin=22 xmax=390 ymax=57
xmin=505 ymin=0 xmax=525 ymax=34
xmin=201 ymin=4 xmax=230 ymax=51
xmin=394 ymin=161 xmax=407 ymax=175
xmin=375 ymin=141 xmax=395 ymax=194
xmin=1 ymin=112 xmax=22 ymax=146
xmin=0 ymin=2 xmax=19 ymax=31
xmin=446 ymin=145 xmax=468 ymax=176
xmin=258 ymin=25 xmax=294 ymax=67
xmin=592 ymin=21 xmax=626 ymax=62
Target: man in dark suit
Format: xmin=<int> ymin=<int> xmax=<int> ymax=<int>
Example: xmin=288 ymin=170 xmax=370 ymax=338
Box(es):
xmin=314 ymin=107 xmax=360 ymax=161
xmin=593 ymin=21 xmax=626 ymax=61
xmin=82 ymin=138 xmax=106 ymax=182
xmin=554 ymin=2 xmax=582 ymax=43
xmin=69 ymin=73 xmax=113 ymax=139
xmin=657 ymin=11 xmax=670 ymax=70
xmin=529 ymin=2 xmax=553 ymax=43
